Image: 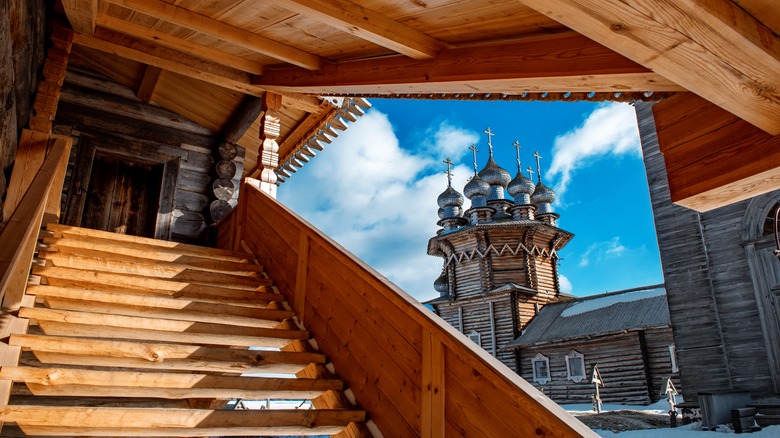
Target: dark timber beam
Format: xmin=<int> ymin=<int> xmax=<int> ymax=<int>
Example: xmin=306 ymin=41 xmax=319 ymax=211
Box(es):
xmin=653 ymin=93 xmax=780 ymax=212
xmin=222 ymin=96 xmax=265 ymax=144
xmin=254 ymin=33 xmax=683 ymax=95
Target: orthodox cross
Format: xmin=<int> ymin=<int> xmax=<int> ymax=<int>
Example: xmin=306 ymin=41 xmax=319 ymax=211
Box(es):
xmin=513 ymin=140 xmax=522 ymax=172
xmin=533 ymin=151 xmax=543 ymax=183
xmin=444 ymin=157 xmax=454 ymax=187
xmin=526 ymin=166 xmax=534 ymax=181
xmin=484 ymin=127 xmax=495 ymax=156
xmin=468 ymin=144 xmax=479 ymax=175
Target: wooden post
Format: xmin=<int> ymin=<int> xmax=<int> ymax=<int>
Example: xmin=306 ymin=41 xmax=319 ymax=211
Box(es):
xmin=422 ymin=330 xmax=445 ymax=437
xmin=29 ymin=25 xmax=73 ymax=134
xmin=257 ymin=92 xmax=282 ymax=198
xmin=589 ymin=364 xmax=602 ymax=414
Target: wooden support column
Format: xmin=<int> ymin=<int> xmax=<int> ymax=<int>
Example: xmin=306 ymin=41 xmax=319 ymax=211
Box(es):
xmin=257 ymin=92 xmax=282 ymax=198
xmin=136 ymin=65 xmax=162 ymax=104
xmin=421 ymin=330 xmax=445 ymax=438
xmin=29 ymin=26 xmax=73 ymax=134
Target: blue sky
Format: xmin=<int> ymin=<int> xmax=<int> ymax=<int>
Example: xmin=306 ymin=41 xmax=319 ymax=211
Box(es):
xmin=278 ymin=99 xmax=663 ymax=301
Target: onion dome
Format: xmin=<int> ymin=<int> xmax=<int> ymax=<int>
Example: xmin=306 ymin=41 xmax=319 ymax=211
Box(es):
xmin=478 ymin=156 xmax=511 ymax=201
xmin=531 ymin=180 xmax=556 ymax=214
xmin=434 ymin=271 xmax=449 ymax=295
xmin=464 ymin=174 xmax=490 ymax=208
xmin=437 ymin=185 xmax=464 ymax=219
xmin=507 ymin=171 xmax=535 ymax=205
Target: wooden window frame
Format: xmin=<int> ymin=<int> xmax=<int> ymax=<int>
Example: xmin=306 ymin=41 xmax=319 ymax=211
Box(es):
xmin=531 ymin=353 xmax=550 ymax=385
xmin=467 ymin=330 xmax=481 ymax=346
xmin=565 ymin=350 xmax=586 ymax=383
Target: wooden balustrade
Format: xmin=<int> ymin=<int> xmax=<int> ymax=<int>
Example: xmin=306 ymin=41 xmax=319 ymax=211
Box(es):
xmin=217 ymin=182 xmax=596 ymax=437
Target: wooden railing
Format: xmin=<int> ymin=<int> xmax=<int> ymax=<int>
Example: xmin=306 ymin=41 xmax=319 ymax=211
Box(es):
xmin=217 ymin=182 xmax=597 ymax=437
xmin=0 ymin=132 xmax=72 ymax=425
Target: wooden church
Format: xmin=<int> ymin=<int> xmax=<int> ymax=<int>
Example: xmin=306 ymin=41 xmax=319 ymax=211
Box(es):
xmin=1 ymin=0 xmax=779 ymax=436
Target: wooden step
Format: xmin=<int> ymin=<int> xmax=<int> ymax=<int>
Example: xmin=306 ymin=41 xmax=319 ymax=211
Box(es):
xmin=11 ymin=334 xmax=325 ymax=374
xmin=0 ymin=367 xmax=343 ymax=400
xmin=0 ymin=406 xmax=364 ymax=436
xmin=32 ymin=265 xmax=273 ymax=298
xmin=47 ymin=223 xmax=253 ymax=260
xmin=21 ymin=307 xmax=306 ymax=348
xmin=38 ymin=250 xmax=266 ymax=288
xmin=26 ymin=285 xmax=281 ymax=313
xmin=41 ymin=235 xmax=254 ymax=265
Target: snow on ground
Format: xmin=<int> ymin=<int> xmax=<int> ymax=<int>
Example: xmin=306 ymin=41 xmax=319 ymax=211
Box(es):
xmin=561 ymin=287 xmax=665 ymax=317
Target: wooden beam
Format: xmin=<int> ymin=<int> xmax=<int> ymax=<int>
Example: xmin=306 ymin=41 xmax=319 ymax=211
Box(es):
xmin=104 ymin=0 xmax=326 ymax=70
xmin=653 ymin=92 xmax=780 ymax=211
xmin=267 ymin=0 xmax=444 ymax=59
xmin=0 ymin=406 xmax=363 ymax=434
xmin=222 ymin=96 xmax=264 ymax=144
xmin=60 ymin=0 xmax=97 ymax=34
xmin=518 ymin=0 xmax=780 ymax=134
xmin=136 ymin=65 xmax=162 ymax=104
xmin=278 ymin=105 xmax=338 ymax=163
xmin=0 ymin=367 xmax=342 ymax=400
xmin=254 ymin=33 xmax=682 ymax=95
xmin=97 ymin=14 xmax=264 ymax=75
xmin=421 ymin=330 xmax=445 ymax=437
xmin=2 ymin=130 xmax=49 ymax=223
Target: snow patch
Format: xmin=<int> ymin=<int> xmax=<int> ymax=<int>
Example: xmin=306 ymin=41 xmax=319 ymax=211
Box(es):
xmin=561 ymin=288 xmax=665 ymax=317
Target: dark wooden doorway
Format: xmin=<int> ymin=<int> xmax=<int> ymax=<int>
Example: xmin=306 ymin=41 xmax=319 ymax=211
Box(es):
xmin=64 ymin=135 xmax=179 ymax=240
xmin=81 ymin=153 xmax=163 ymax=238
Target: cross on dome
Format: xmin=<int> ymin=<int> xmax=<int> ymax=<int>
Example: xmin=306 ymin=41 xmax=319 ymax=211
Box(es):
xmin=513 ymin=140 xmax=522 ymax=172
xmin=527 ymin=166 xmax=534 ymax=181
xmin=468 ymin=144 xmax=479 ymax=175
xmin=533 ymin=151 xmax=543 ymax=183
xmin=484 ymin=127 xmax=495 ymax=156
xmin=443 ymin=157 xmax=454 ymax=187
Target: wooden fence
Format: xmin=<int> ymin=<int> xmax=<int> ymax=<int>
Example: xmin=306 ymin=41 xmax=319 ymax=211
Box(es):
xmin=217 ymin=182 xmax=596 ymax=437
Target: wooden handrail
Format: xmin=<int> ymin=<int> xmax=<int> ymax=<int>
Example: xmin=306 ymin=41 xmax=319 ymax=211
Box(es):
xmin=218 ymin=182 xmax=597 ymax=437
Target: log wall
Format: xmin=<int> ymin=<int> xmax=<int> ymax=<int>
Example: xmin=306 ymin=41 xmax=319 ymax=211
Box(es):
xmin=217 ymin=183 xmax=597 ymax=437
xmin=0 ymin=0 xmax=46 ymax=221
xmin=52 ymin=67 xmax=238 ymax=244
xmin=637 ymin=102 xmax=779 ymax=401
xmin=519 ymin=330 xmax=677 ymax=405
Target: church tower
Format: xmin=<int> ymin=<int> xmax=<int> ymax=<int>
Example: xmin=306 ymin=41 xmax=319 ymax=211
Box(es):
xmin=426 ymin=128 xmax=573 ymax=372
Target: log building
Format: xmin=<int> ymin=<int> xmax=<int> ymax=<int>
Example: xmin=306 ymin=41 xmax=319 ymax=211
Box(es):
xmin=0 ymin=0 xmax=778 ymax=436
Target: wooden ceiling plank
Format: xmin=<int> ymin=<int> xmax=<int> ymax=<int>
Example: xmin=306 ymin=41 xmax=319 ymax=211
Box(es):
xmin=61 ymin=0 xmax=98 ymax=35
xmin=97 ymin=14 xmax=265 ymax=75
xmin=518 ymin=0 xmax=780 ymax=134
xmin=1 ymin=406 xmax=363 ymax=430
xmin=136 ymin=65 xmax=162 ymax=103
xmin=268 ymin=0 xmax=445 ymax=59
xmin=103 ymin=0 xmax=326 ymax=70
xmin=254 ymin=33 xmax=683 ymax=94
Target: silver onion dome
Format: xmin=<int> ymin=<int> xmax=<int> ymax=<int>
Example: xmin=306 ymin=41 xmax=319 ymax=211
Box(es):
xmin=464 ymin=175 xmax=490 ymax=199
xmin=478 ymin=156 xmax=511 ymax=187
xmin=507 ymin=171 xmax=535 ymax=205
xmin=531 ymin=180 xmax=556 ymax=214
xmin=437 ymin=186 xmax=464 ymax=219
xmin=434 ymin=271 xmax=449 ymax=294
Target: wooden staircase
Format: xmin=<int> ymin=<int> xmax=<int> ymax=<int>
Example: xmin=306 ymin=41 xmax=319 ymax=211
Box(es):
xmin=0 ymin=223 xmax=366 ymax=436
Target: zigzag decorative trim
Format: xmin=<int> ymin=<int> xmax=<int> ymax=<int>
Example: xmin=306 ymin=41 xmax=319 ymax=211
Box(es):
xmin=444 ymin=242 xmax=557 ymax=267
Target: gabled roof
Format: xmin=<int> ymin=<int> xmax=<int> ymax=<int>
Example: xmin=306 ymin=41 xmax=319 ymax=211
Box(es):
xmin=508 ymin=284 xmax=670 ymax=348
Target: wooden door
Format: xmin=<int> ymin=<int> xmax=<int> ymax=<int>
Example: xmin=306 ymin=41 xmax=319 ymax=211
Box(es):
xmin=81 ymin=153 xmax=163 ymax=238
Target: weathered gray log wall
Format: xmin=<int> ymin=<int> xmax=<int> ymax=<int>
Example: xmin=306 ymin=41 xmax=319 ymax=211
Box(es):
xmin=0 ymin=0 xmax=46 ymax=221
xmin=518 ymin=330 xmax=676 ymax=405
xmin=53 ymin=67 xmax=241 ymax=244
xmin=636 ymin=102 xmax=778 ymax=402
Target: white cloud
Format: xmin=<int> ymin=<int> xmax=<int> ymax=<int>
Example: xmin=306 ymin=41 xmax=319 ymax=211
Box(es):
xmin=559 ymin=274 xmax=573 ymax=294
xmin=279 ymin=111 xmax=471 ymax=301
xmin=579 ymin=237 xmax=628 ymax=267
xmin=547 ymin=103 xmax=640 ymax=203
xmin=421 ymin=121 xmax=480 ymax=162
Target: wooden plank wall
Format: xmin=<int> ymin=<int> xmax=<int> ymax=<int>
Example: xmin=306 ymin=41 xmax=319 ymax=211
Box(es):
xmin=519 ymin=331 xmax=657 ymax=405
xmin=0 ymin=0 xmax=46 ymax=222
xmin=52 ymin=67 xmax=240 ymax=243
xmin=219 ymin=183 xmax=597 ymax=438
xmin=637 ymin=102 xmax=776 ymax=401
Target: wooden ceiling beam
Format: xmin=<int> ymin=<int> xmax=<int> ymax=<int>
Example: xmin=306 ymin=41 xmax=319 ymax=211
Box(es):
xmin=103 ymin=0 xmax=326 ymax=70
xmin=136 ymin=65 xmax=162 ymax=104
xmin=518 ymin=0 xmax=780 ymax=135
xmin=254 ymin=33 xmax=683 ymax=94
xmin=653 ymin=93 xmax=780 ymax=211
xmin=72 ymin=29 xmax=322 ymax=113
xmin=60 ymin=0 xmax=97 ymax=35
xmin=267 ymin=0 xmax=445 ymax=59
xmin=222 ymin=96 xmax=265 ymax=144
xmin=97 ymin=14 xmax=265 ymax=75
